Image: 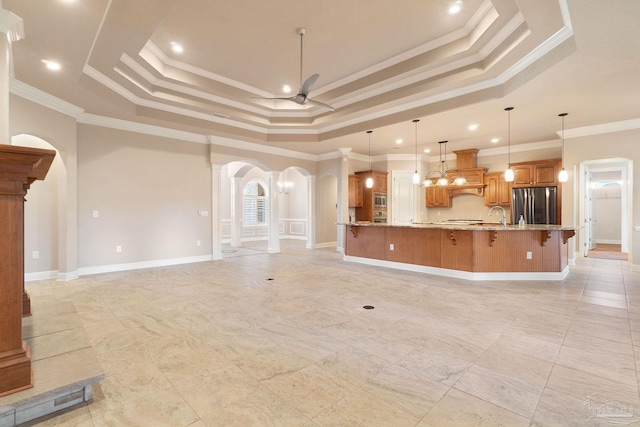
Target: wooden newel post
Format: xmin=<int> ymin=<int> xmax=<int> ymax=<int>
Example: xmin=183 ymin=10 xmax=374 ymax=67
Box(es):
xmin=0 ymin=144 xmax=55 ymax=397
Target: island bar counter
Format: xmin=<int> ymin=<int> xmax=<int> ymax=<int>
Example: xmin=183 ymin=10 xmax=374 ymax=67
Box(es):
xmin=343 ymin=223 xmax=576 ymax=281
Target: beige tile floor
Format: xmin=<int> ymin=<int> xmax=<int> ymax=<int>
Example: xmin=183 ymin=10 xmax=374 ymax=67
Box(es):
xmin=22 ymin=240 xmax=640 ymax=426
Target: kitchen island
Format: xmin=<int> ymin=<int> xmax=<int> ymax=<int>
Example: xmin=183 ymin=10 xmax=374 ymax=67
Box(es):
xmin=343 ymin=222 xmax=576 ymax=281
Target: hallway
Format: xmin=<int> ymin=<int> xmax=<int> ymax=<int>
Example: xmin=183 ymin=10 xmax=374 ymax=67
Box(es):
xmin=21 ymin=241 xmax=640 ymax=426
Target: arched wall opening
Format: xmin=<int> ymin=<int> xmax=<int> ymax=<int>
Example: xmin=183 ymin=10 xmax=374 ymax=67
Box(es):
xmin=11 ymin=134 xmax=65 ymax=280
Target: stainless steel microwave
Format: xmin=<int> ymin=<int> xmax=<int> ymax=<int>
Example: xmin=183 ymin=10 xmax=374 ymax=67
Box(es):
xmin=373 ymin=193 xmax=386 ymax=209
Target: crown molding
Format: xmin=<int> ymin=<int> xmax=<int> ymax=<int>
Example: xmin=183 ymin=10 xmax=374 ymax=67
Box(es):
xmin=207 ymin=135 xmax=319 ymax=162
xmin=10 ymin=79 xmax=84 ymax=117
xmin=563 ymin=118 xmax=640 ymax=139
xmin=77 ymin=113 xmax=208 ymax=144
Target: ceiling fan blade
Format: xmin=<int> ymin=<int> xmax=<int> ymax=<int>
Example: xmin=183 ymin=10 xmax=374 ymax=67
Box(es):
xmin=299 ymin=73 xmax=319 ymax=97
xmin=306 ymin=98 xmax=335 ymax=111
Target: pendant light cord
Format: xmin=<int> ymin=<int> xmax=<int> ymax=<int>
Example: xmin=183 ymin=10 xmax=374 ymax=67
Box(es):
xmin=413 ymin=119 xmax=419 ymax=173
xmin=504 ymin=107 xmax=514 ymax=168
xmin=367 ymin=130 xmax=372 ymax=170
xmin=559 ymin=113 xmax=568 ymax=168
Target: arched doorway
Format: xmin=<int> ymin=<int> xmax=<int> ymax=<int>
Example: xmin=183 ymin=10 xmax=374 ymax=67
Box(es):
xmin=217 ymin=161 xmax=314 ymax=256
xmin=11 ymin=134 xmax=65 ymax=280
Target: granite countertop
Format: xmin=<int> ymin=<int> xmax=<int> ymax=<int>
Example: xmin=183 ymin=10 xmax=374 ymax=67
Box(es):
xmin=342 ymin=221 xmax=575 ymax=231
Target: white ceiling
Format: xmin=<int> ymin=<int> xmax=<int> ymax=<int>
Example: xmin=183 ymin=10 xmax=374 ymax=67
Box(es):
xmin=3 ymin=0 xmax=640 ymax=157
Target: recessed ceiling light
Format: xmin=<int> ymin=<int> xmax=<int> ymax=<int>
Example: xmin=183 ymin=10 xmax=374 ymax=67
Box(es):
xmin=468 ymin=124 xmax=479 ymax=131
xmin=395 ymin=139 xmax=403 ymax=145
xmin=491 ymin=138 xmax=500 ymax=143
xmin=423 ymin=148 xmax=431 ymax=153
xmin=282 ymin=85 xmax=292 ymax=94
xmin=449 ymin=3 xmax=461 ymax=14
xmin=170 ymin=42 xmax=183 ymax=53
xmin=41 ymin=60 xmax=61 ymax=71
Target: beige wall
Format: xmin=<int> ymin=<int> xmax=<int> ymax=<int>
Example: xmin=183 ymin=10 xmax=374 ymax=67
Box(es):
xmin=563 ymin=128 xmax=640 ymax=267
xmin=77 ymin=125 xmax=212 ymax=268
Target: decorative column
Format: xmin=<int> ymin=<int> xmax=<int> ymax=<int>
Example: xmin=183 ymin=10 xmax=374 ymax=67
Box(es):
xmin=267 ymin=171 xmax=280 ymax=254
xmin=230 ymin=176 xmax=242 ymax=247
xmin=336 ymin=148 xmax=351 ymax=253
xmin=306 ymin=175 xmax=316 ymax=249
xmin=210 ymin=163 xmax=223 ymax=260
xmin=0 ymin=145 xmax=55 ymax=397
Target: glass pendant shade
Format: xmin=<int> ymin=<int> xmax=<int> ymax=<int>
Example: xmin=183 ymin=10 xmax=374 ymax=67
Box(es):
xmin=365 ymin=176 xmax=373 ymax=188
xmin=558 ymin=168 xmax=568 ymax=182
xmin=436 ymin=176 xmax=449 ymax=186
xmin=422 ymin=178 xmax=433 ymax=187
xmin=412 ymin=172 xmax=420 ymax=184
xmin=504 ymin=167 xmax=514 ymax=182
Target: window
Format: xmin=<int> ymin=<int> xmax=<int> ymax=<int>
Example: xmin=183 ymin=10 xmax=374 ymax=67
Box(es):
xmin=244 ymin=182 xmax=268 ymax=225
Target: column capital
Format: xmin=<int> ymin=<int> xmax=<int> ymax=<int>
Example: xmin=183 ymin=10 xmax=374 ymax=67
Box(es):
xmin=0 ymin=8 xmax=24 ymax=42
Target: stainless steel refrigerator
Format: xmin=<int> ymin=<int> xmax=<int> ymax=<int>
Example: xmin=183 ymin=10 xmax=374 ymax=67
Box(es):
xmin=511 ymin=186 xmax=558 ymax=224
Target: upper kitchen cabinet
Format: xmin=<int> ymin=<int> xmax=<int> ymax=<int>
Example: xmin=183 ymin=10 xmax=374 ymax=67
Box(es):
xmin=348 ymin=174 xmax=363 ymax=208
xmin=355 ymin=170 xmax=388 ymax=193
xmin=426 ymin=186 xmax=451 ymax=207
xmin=484 ymin=172 xmax=511 ymax=206
xmin=511 ymin=159 xmax=561 ymax=187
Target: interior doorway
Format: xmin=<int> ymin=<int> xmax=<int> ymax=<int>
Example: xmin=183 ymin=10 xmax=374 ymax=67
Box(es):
xmin=580 ymin=159 xmax=631 ymax=261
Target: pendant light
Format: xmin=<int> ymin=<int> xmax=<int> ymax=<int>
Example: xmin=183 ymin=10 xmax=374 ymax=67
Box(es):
xmin=412 ymin=119 xmax=420 ymax=184
xmin=558 ymin=113 xmax=568 ymax=183
xmin=278 ymin=168 xmax=293 ymax=194
xmin=504 ymin=107 xmax=514 ymax=182
xmin=421 ymin=140 xmax=450 ymax=186
xmin=436 ymin=141 xmax=450 ymax=186
xmin=365 ymin=130 xmax=373 ymax=188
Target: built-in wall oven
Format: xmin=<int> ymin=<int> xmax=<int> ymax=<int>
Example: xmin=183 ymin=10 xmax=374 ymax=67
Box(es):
xmin=373 ymin=193 xmax=387 ymax=210
xmin=373 ymin=211 xmax=387 ymax=223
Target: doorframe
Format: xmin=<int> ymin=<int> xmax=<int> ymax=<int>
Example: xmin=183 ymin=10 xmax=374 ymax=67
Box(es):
xmin=578 ymin=158 xmax=632 ymax=259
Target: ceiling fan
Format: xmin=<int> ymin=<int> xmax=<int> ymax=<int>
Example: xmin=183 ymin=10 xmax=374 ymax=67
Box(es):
xmin=261 ymin=27 xmax=334 ymax=111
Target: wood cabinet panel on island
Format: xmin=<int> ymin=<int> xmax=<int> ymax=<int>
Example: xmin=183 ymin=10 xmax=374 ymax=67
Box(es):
xmin=344 ymin=223 xmax=575 ymax=277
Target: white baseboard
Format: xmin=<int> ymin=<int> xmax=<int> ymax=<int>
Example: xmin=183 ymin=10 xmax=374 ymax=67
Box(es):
xmin=57 ymin=271 xmax=79 ymax=281
xmin=24 ymin=270 xmax=58 ymax=282
xmin=77 ymin=254 xmax=213 ymax=277
xmin=315 ymin=241 xmax=337 ymax=249
xmin=594 ymin=239 xmax=622 ymax=244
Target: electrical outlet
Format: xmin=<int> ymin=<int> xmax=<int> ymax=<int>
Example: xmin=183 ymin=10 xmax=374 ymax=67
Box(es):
xmin=116 ymin=245 xmax=122 ymax=253
xmin=196 ymin=240 xmax=201 ymax=247
xmin=198 ymin=210 xmax=209 ymax=217
xmin=389 ymin=243 xmax=394 ymax=251
xmin=92 ymin=210 xmax=99 ymax=218
xmin=526 ymin=251 xmax=532 ymax=259
xmin=32 ymin=251 xmax=39 ymax=260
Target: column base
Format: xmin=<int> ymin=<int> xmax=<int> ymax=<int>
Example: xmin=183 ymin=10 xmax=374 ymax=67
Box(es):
xmin=0 ymin=342 xmax=33 ymax=397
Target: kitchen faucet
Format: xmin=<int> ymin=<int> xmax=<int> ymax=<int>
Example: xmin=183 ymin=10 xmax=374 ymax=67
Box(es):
xmin=488 ymin=206 xmax=507 ymax=227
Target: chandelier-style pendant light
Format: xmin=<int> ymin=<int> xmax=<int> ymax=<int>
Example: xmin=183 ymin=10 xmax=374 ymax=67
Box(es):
xmin=365 ymin=130 xmax=373 ymax=188
xmin=558 ymin=113 xmax=569 ymax=183
xmin=422 ymin=140 xmax=451 ymax=186
xmin=504 ymin=107 xmax=515 ymax=182
xmin=278 ymin=168 xmax=293 ymax=194
xmin=412 ymin=119 xmax=420 ymax=184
